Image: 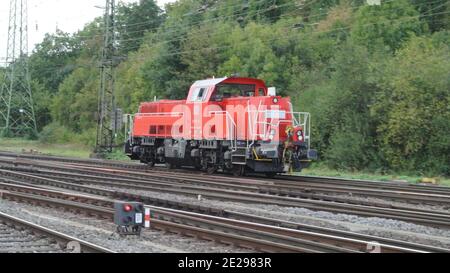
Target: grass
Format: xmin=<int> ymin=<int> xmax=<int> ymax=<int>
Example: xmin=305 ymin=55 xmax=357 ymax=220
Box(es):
xmin=104 ymin=149 xmax=132 ymax=161
xmin=299 ymin=163 xmax=450 ymax=187
xmin=0 ymin=138 xmax=92 ymax=158
xmin=0 ymin=137 xmax=132 ymax=162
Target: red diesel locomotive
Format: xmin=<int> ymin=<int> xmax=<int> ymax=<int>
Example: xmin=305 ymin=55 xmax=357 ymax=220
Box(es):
xmin=125 ymin=77 xmax=317 ymax=176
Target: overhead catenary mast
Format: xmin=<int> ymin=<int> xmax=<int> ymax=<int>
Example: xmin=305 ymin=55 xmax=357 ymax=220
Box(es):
xmin=0 ymin=0 xmax=37 ymax=137
xmin=94 ymin=0 xmax=118 ymax=156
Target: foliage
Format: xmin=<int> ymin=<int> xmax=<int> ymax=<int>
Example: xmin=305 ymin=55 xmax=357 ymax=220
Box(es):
xmin=351 ymin=0 xmax=426 ymax=53
xmin=372 ymin=35 xmax=450 ymax=174
xmin=410 ymin=0 xmax=450 ymax=33
xmin=116 ymin=0 xmax=164 ymax=55
xmin=29 ymin=30 xmax=83 ymax=94
xmin=39 ymin=122 xmax=76 ymax=144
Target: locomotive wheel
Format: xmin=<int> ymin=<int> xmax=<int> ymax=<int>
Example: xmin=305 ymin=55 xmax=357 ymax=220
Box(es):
xmin=165 ymin=162 xmax=174 ymax=169
xmin=147 ymin=161 xmax=155 ymax=167
xmin=265 ymin=172 xmax=276 ymax=178
xmin=232 ymin=165 xmax=246 ymax=176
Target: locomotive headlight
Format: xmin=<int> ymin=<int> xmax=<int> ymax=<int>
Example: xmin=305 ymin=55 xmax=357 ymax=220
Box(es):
xmin=273 ymin=97 xmax=279 ymax=104
xmin=297 ymin=130 xmax=303 ymax=141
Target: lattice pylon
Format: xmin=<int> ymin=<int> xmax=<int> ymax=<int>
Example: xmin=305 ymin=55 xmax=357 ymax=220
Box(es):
xmin=95 ymin=0 xmax=117 ymax=154
xmin=0 ymin=0 xmax=37 ymax=137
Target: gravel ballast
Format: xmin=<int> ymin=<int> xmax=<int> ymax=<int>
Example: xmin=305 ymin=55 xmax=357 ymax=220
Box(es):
xmin=0 ymin=223 xmax=64 ymax=253
xmin=89 ymin=184 xmax=450 ymax=249
xmin=0 ymin=199 xmax=252 ymax=253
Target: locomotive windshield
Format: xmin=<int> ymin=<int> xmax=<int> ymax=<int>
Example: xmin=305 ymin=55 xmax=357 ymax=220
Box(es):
xmin=212 ymin=84 xmax=257 ymax=101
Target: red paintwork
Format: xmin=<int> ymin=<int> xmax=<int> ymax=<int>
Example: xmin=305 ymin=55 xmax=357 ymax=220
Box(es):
xmin=132 ymin=77 xmax=296 ymax=142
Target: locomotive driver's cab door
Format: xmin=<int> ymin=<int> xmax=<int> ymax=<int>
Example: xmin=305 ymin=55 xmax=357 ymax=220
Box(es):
xmin=188 ymin=86 xmax=211 ymax=140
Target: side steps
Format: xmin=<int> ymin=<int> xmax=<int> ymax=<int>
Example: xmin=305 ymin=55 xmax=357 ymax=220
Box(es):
xmin=231 ymin=147 xmax=247 ymax=165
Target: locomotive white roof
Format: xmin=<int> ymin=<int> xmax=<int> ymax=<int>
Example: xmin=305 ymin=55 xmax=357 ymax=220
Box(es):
xmin=191 ymin=77 xmax=228 ymax=88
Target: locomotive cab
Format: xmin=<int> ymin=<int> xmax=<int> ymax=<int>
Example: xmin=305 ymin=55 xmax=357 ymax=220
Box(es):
xmin=125 ymin=76 xmax=317 ymax=176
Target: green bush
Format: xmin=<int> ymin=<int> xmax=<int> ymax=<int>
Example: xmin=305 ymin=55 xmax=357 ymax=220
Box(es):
xmin=39 ymin=123 xmax=97 ymax=147
xmin=39 ymin=123 xmax=75 ymax=144
xmin=74 ymin=127 xmax=97 ymax=148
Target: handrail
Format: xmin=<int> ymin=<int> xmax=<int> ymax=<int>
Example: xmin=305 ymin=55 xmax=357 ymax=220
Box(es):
xmin=134 ymin=112 xmax=184 ymax=117
xmin=292 ymin=111 xmax=311 ymax=150
xmin=126 ymin=107 xmax=311 ymax=151
xmin=249 ymin=101 xmax=263 ymax=148
xmin=247 ymin=108 xmax=311 ymax=150
xmin=209 ymin=111 xmax=237 ymax=151
xmin=124 ymin=114 xmax=134 ymax=144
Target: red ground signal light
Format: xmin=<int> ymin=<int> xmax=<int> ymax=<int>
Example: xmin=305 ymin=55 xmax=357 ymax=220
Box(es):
xmin=123 ymin=204 xmax=133 ymax=212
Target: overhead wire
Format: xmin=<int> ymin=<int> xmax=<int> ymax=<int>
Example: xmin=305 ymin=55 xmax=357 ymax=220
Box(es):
xmin=122 ymin=9 xmax=450 ymax=63
xmin=115 ymin=0 xmax=444 ymax=54
xmin=7 ymin=2 xmax=448 ymax=75
xmin=67 ymin=0 xmax=298 ymax=44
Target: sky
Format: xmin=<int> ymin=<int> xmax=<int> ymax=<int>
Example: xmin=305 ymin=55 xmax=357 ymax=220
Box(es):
xmin=0 ymin=0 xmax=176 ymax=62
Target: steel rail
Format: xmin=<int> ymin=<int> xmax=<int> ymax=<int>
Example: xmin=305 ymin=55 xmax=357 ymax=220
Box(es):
xmin=2 ymin=151 xmax=450 ymax=193
xmin=0 ymin=186 xmax=429 ymax=253
xmin=1 ymin=151 xmax=449 ymax=202
xmin=20 ymin=167 xmax=450 ymax=216
xmin=1 ymin=168 xmax=450 ymax=229
xmin=0 ymin=211 xmax=115 ymax=253
xmin=70 ymin=164 xmax=450 ymax=206
xmin=1 ymin=159 xmax=449 ymax=218
xmin=25 ymin=158 xmax=450 ymax=206
xmin=148 ymin=206 xmax=437 ymax=253
xmin=0 ymin=178 xmax=448 ymax=253
xmin=0 ymin=189 xmax=338 ymax=252
xmin=0 ymin=151 xmax=146 ymax=170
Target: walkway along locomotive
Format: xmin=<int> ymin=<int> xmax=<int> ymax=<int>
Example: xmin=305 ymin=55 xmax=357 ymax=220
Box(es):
xmin=125 ymin=77 xmax=317 ymax=176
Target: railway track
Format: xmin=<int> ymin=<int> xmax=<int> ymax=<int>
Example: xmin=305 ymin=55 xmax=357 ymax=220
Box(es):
xmin=1 ymin=151 xmax=450 ymax=206
xmin=0 ymin=183 xmax=343 ymax=252
xmin=0 ymin=151 xmax=147 ymax=170
xmin=1 ymin=163 xmax=450 ymax=230
xmin=0 ymin=151 xmax=449 ymax=253
xmin=87 ymin=164 xmax=450 ymax=206
xmin=0 ymin=178 xmax=448 ymax=253
xmin=2 ymin=150 xmax=449 ymax=193
xmin=0 ymin=211 xmax=114 ymax=253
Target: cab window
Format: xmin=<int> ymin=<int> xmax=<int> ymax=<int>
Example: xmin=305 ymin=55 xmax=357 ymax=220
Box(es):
xmin=211 ymin=84 xmax=256 ymax=101
xmin=190 ymin=87 xmax=208 ymax=102
xmin=258 ymin=88 xmax=266 ymax=96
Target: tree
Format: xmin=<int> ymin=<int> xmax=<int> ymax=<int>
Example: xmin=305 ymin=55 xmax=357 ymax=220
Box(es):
xmin=372 ymin=36 xmax=450 ymax=174
xmin=323 ymin=42 xmax=382 ymax=170
xmin=116 ymin=0 xmax=164 ymax=55
xmin=410 ymin=0 xmax=450 ymax=33
xmin=29 ymin=30 xmax=82 ymax=94
xmin=351 ymin=0 xmax=426 ymax=53
xmin=51 ymin=65 xmax=99 ymax=132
